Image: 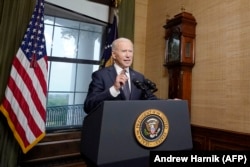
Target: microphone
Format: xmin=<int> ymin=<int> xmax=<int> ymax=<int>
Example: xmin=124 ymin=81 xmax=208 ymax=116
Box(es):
xmin=144 ymin=78 xmax=158 ymax=93
xmin=133 ymin=79 xmax=158 ymax=99
xmin=133 ymin=79 xmax=146 ymax=90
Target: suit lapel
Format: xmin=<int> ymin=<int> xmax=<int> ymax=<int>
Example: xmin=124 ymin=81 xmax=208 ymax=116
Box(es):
xmin=107 ymin=65 xmax=117 ymax=84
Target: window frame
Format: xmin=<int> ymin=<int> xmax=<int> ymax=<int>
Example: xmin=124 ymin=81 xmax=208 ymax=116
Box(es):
xmin=44 ymin=2 xmax=108 ymax=132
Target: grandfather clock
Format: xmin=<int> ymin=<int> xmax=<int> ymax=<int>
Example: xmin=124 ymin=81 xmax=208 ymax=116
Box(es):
xmin=164 ymin=12 xmax=197 ymax=112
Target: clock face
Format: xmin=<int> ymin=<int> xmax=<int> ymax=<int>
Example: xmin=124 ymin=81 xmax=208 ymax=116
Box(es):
xmin=167 ymin=33 xmax=180 ymax=62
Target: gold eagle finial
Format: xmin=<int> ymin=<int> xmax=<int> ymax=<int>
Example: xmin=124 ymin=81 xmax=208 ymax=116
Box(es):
xmin=112 ymin=0 xmax=122 ymax=8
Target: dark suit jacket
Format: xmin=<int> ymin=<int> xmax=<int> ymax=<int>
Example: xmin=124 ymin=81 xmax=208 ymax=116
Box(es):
xmin=84 ymin=65 xmax=157 ymax=113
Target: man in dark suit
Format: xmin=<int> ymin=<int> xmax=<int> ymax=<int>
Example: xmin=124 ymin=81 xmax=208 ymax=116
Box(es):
xmin=84 ymin=38 xmax=157 ymax=114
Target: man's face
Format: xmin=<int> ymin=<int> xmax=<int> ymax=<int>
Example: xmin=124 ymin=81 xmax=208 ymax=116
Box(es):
xmin=112 ymin=41 xmax=133 ymax=69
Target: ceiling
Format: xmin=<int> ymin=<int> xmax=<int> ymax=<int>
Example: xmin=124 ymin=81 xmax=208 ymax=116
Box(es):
xmin=88 ymin=0 xmax=112 ymax=6
xmin=44 ymin=2 xmax=108 ymax=25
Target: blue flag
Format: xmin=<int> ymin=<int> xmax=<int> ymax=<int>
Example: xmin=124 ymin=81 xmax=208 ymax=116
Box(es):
xmin=100 ymin=15 xmax=118 ymax=69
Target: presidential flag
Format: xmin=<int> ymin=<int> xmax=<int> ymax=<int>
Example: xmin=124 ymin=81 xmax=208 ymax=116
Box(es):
xmin=99 ymin=14 xmax=118 ymax=69
xmin=0 ymin=0 xmax=47 ymax=153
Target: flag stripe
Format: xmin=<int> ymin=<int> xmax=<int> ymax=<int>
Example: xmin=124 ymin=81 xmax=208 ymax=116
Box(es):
xmin=34 ymin=56 xmax=47 ymax=96
xmin=15 ymin=49 xmax=47 ymax=120
xmin=12 ymin=51 xmax=46 ymax=123
xmin=7 ymin=72 xmax=43 ymax=139
xmin=2 ymin=88 xmax=35 ymax=147
xmin=15 ymin=56 xmax=45 ymax=128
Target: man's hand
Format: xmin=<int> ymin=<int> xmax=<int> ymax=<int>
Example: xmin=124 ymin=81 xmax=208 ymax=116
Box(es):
xmin=114 ymin=70 xmax=128 ymax=90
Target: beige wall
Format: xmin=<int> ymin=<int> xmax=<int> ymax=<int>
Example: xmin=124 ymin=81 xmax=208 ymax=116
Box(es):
xmin=134 ymin=1 xmax=147 ymax=73
xmin=134 ymin=0 xmax=250 ymax=133
xmin=134 ymin=0 xmax=169 ymax=99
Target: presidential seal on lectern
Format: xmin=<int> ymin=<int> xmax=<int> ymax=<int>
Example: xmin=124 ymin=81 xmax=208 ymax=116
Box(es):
xmin=134 ymin=109 xmax=169 ymax=148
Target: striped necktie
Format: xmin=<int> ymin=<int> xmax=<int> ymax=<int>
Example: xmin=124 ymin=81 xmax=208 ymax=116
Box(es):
xmin=122 ymin=69 xmax=130 ymax=100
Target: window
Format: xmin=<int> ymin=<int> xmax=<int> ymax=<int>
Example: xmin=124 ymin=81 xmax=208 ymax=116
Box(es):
xmin=44 ymin=3 xmax=107 ymax=131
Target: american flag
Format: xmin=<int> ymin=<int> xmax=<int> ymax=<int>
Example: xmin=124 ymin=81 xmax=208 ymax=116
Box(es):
xmin=99 ymin=15 xmax=118 ymax=69
xmin=0 ymin=0 xmax=47 ymax=153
